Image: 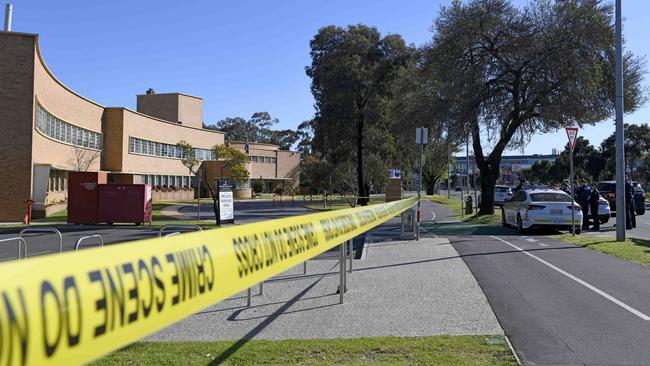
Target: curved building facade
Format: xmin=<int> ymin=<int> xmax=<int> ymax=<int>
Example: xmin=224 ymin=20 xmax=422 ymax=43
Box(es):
xmin=0 ymin=32 xmax=226 ymax=221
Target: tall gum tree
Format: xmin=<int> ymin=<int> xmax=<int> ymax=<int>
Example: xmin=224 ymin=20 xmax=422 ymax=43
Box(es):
xmin=426 ymin=0 xmax=645 ymax=214
xmin=306 ymin=24 xmax=410 ymax=205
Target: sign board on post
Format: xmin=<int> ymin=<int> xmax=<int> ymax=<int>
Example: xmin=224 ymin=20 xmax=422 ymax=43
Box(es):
xmin=217 ymin=179 xmax=235 ymax=225
xmin=415 ymin=127 xmax=428 ymax=145
xmin=566 ymin=127 xmax=579 ymax=151
xmin=565 ymin=127 xmax=579 ymax=235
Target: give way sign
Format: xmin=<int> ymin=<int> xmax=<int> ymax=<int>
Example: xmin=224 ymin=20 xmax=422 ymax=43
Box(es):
xmin=565 ymin=127 xmax=579 ymax=150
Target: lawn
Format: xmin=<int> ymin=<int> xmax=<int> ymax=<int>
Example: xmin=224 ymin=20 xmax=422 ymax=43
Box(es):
xmin=427 ymin=195 xmax=501 ymax=225
xmin=553 ymin=233 xmax=650 ymax=266
xmin=90 ymin=336 xmax=516 ymax=366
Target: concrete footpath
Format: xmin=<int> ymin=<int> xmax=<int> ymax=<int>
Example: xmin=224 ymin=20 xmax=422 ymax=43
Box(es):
xmin=148 ymin=235 xmax=502 ymax=341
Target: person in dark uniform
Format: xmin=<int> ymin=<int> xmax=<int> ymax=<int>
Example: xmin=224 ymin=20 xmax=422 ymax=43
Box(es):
xmin=513 ymin=179 xmax=526 ymax=193
xmin=625 ymin=176 xmax=636 ymax=229
xmin=577 ymin=182 xmax=591 ymax=230
xmin=588 ymin=183 xmax=601 ymax=231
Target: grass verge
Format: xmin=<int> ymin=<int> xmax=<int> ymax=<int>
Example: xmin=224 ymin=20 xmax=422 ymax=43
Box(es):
xmin=426 ymin=195 xmax=501 ymax=225
xmin=553 ymin=233 xmax=650 ymax=266
xmin=90 ymin=336 xmax=516 ymax=366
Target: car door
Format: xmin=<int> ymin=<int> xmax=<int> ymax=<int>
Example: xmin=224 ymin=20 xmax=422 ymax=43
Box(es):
xmin=506 ymin=191 xmax=524 ymax=223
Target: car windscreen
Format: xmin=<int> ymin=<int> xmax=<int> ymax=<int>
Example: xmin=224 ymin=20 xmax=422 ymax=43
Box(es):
xmin=598 ymin=183 xmax=615 ymax=192
xmin=495 ymin=187 xmax=510 ymax=192
xmin=530 ymin=193 xmax=571 ymax=202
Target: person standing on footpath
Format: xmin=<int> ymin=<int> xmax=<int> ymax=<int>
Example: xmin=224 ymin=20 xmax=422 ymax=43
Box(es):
xmin=588 ymin=183 xmax=601 ymax=232
xmin=625 ymin=175 xmax=637 ymax=229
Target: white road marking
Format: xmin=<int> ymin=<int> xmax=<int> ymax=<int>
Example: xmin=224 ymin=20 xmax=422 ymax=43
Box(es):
xmin=538 ymin=243 xmax=549 ymax=247
xmin=490 ymin=235 xmax=650 ymax=321
xmin=525 ymin=238 xmax=538 ymax=243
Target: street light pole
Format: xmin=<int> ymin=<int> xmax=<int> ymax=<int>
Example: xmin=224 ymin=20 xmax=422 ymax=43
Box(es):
xmin=615 ymin=0 xmax=626 ymax=241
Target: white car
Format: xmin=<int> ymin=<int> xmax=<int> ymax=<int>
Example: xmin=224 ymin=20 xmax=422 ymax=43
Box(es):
xmin=478 ymin=185 xmax=513 ymax=206
xmin=502 ymin=189 xmax=583 ymax=234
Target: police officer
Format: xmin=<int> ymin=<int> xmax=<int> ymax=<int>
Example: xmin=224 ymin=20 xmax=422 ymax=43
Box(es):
xmin=577 ymin=182 xmax=591 ymax=230
xmin=588 ymin=183 xmax=601 ymax=232
xmin=625 ymin=175 xmax=637 ymax=229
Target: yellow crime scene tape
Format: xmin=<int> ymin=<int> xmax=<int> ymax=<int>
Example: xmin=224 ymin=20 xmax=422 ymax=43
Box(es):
xmin=0 ymin=196 xmax=417 ymax=366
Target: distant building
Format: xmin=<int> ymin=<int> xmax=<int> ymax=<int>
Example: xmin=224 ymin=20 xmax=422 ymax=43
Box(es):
xmin=0 ymin=31 xmax=299 ymax=221
xmin=453 ymin=153 xmax=559 ymax=186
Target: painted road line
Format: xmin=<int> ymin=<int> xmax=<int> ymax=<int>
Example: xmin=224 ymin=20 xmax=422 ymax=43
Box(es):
xmin=525 ymin=238 xmax=538 ymax=243
xmin=538 ymin=243 xmax=549 ymax=247
xmin=490 ymin=235 xmax=650 ymax=321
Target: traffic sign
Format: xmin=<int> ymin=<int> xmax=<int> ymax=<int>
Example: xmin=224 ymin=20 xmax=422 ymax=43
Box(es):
xmin=415 ymin=127 xmax=428 ymax=145
xmin=566 ymin=127 xmax=579 ymax=150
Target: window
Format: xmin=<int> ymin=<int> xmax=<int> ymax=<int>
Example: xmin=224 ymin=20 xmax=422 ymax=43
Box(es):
xmin=128 ymin=136 xmax=213 ymax=161
xmin=36 ymin=104 xmax=102 ymax=150
xmin=530 ymin=193 xmax=571 ymax=202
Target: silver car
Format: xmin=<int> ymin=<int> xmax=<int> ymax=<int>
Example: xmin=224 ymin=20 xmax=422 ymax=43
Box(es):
xmin=478 ymin=185 xmax=513 ymax=207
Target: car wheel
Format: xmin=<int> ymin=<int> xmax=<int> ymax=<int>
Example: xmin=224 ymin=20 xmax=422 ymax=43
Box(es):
xmin=600 ymin=217 xmax=609 ymax=224
xmin=575 ymin=227 xmax=581 ymax=235
xmin=516 ymin=214 xmax=524 ymax=233
xmin=636 ymin=208 xmax=645 ymax=216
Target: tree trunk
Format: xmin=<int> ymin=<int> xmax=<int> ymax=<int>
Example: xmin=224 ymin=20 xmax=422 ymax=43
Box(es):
xmin=477 ymin=162 xmax=499 ymax=215
xmin=356 ymin=114 xmax=368 ymax=206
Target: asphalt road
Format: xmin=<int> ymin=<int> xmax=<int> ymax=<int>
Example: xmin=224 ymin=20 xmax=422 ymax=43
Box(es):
xmin=427 ymin=201 xmax=650 ymax=365
xmin=0 ymin=200 xmax=316 ymax=262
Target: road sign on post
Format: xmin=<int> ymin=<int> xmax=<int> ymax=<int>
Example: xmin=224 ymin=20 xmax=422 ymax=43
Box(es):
xmin=415 ymin=127 xmax=428 ymax=241
xmin=566 ymin=127 xmax=579 ymax=236
xmin=566 ymin=128 xmax=579 ymax=150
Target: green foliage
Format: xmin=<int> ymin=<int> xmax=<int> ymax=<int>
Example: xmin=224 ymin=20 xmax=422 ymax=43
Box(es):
xmin=207 ymin=113 xmax=299 ymax=150
xmin=600 ymin=123 xmax=650 ymax=181
xmin=306 ymin=24 xmax=411 ymax=203
xmin=176 ymin=140 xmax=198 ymax=174
xmin=213 ymin=144 xmax=250 ymax=184
xmin=425 ymin=0 xmax=645 ymax=214
xmin=251 ymin=177 xmax=265 ymax=193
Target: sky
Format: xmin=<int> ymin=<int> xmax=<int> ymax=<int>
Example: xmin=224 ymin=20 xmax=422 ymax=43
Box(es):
xmin=8 ymin=0 xmax=650 ymax=155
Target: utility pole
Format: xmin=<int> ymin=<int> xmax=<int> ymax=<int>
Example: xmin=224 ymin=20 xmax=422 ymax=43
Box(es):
xmin=416 ymin=127 xmax=427 ymax=241
xmin=447 ymin=144 xmax=451 ymax=199
xmin=466 ymin=133 xmax=470 ymax=209
xmin=615 ymin=0 xmax=626 ymax=242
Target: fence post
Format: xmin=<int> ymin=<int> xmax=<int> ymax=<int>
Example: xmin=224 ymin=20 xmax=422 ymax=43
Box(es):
xmin=339 ymin=242 xmax=346 ymax=304
xmin=348 ymin=239 xmax=353 ymax=273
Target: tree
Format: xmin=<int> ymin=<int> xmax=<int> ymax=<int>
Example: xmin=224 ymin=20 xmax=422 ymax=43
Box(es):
xmin=207 ymin=112 xmax=299 ymax=149
xmin=426 ymin=0 xmax=645 ymax=214
xmin=176 ymin=140 xmax=250 ymax=225
xmin=296 ymin=120 xmax=315 ymax=157
xmin=600 ymin=123 xmax=650 ymax=180
xmin=523 ymin=160 xmax=553 ymax=184
xmin=553 ymin=137 xmax=601 ymax=182
xmin=306 ymin=24 xmax=410 ymax=205
xmin=70 ymin=146 xmax=100 ymax=172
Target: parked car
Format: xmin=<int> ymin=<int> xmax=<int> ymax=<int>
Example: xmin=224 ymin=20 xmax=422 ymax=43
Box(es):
xmin=478 ymin=185 xmax=513 ymax=207
xmin=597 ymin=181 xmax=646 ymax=216
xmin=502 ymin=189 xmax=582 ymax=234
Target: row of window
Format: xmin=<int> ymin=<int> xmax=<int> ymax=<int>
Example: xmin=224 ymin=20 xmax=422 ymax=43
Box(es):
xmin=129 ymin=137 xmax=215 ymax=161
xmin=36 ymin=105 xmax=102 ymax=150
xmin=48 ymin=170 xmax=67 ymax=192
xmin=141 ymin=174 xmax=195 ymax=188
xmin=249 ymin=156 xmax=277 ymax=164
